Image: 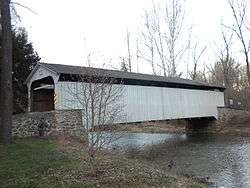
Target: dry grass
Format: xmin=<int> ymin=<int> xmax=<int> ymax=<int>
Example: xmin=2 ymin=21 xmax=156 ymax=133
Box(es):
xmin=0 ymin=136 xmax=206 ymax=188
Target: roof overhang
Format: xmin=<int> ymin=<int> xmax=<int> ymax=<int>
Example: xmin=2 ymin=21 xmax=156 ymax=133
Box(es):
xmin=25 ymin=63 xmax=60 ymax=86
xmin=25 ymin=63 xmax=225 ymax=91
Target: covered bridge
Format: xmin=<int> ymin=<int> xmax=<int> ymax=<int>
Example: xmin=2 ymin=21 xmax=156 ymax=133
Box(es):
xmin=25 ymin=63 xmax=225 ymax=123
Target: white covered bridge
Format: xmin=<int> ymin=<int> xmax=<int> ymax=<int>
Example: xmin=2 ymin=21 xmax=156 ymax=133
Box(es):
xmin=25 ymin=63 xmax=225 ymax=123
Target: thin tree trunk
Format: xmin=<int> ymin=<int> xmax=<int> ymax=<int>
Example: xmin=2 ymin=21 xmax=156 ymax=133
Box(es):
xmin=126 ymin=30 xmax=132 ymax=72
xmin=245 ymin=54 xmax=250 ymax=85
xmin=0 ymin=0 xmax=13 ymax=144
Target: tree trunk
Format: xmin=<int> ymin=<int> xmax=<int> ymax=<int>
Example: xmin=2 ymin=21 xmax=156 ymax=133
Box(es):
xmin=246 ymin=55 xmax=250 ymax=85
xmin=0 ymin=0 xmax=13 ymax=144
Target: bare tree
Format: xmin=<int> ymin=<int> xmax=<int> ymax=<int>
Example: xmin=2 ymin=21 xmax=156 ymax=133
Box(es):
xmin=136 ymin=39 xmax=139 ymax=73
xmin=120 ymin=30 xmax=132 ymax=72
xmin=216 ymin=31 xmax=234 ymax=107
xmin=65 ymin=58 xmax=125 ymax=171
xmin=126 ymin=29 xmax=132 ymax=72
xmin=189 ymin=43 xmax=207 ymax=80
xmin=165 ymin=0 xmax=187 ymax=77
xmin=227 ymin=0 xmax=250 ymax=84
xmin=140 ymin=11 xmax=157 ymax=75
xmin=141 ymin=0 xmax=188 ymax=77
xmin=0 ymin=0 xmax=13 ymax=144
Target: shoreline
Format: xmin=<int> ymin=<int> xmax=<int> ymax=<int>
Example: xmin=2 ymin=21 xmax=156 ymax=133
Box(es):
xmin=96 ymin=115 xmax=250 ymax=136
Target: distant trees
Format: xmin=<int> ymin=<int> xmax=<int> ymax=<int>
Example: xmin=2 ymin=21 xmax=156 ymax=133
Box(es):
xmin=208 ymin=60 xmax=248 ymax=108
xmin=0 ymin=0 xmax=13 ymax=144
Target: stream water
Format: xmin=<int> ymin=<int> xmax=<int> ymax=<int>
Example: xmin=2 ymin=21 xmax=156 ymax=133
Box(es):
xmin=100 ymin=132 xmax=250 ymax=188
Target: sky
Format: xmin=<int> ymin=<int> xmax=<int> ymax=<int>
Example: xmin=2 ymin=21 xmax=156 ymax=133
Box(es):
xmin=14 ymin=0 xmax=242 ymax=75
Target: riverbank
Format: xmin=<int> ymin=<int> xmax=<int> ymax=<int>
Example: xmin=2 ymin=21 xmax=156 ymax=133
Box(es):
xmin=99 ymin=120 xmax=187 ymax=134
xmin=0 ymin=137 xmax=205 ymax=188
xmin=211 ymin=109 xmax=250 ymax=135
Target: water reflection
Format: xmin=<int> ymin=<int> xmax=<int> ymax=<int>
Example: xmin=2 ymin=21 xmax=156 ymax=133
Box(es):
xmin=99 ymin=132 xmax=250 ymax=188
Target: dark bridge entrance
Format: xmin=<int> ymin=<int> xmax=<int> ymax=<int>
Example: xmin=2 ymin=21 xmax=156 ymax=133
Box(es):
xmin=30 ymin=76 xmax=55 ymax=112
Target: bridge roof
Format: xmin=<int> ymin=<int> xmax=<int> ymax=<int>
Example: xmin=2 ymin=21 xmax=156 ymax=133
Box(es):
xmin=29 ymin=63 xmax=225 ymax=91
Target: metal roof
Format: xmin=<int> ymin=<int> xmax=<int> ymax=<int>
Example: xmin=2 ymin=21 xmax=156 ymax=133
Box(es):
xmin=40 ymin=63 xmax=225 ymax=91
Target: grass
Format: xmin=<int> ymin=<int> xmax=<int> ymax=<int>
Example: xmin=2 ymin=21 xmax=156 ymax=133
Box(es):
xmin=0 ymin=137 xmax=206 ymax=188
xmin=0 ymin=138 xmax=77 ymax=188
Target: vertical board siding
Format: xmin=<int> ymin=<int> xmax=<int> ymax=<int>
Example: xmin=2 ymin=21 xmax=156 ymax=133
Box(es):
xmin=55 ymin=82 xmax=225 ymax=123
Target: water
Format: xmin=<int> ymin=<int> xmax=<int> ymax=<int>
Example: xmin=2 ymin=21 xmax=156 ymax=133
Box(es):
xmin=98 ymin=132 xmax=250 ymax=188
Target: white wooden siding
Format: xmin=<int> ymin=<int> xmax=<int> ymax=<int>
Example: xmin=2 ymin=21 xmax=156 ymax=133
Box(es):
xmin=55 ymin=82 xmax=225 ymax=123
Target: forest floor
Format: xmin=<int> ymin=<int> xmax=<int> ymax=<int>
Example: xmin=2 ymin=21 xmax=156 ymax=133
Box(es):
xmin=0 ymin=136 xmax=206 ymax=188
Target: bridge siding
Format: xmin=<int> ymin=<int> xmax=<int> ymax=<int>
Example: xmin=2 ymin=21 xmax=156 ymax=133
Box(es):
xmin=55 ymin=82 xmax=225 ymax=123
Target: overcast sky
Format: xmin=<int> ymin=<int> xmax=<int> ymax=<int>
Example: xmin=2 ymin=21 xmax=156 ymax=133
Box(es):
xmin=14 ymin=0 xmax=241 ymax=75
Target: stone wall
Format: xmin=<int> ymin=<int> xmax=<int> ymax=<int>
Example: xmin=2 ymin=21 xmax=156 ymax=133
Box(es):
xmin=12 ymin=110 xmax=83 ymax=137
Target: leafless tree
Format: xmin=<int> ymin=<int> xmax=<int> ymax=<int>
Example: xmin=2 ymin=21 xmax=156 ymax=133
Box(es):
xmin=140 ymin=11 xmax=157 ymax=75
xmin=216 ymin=31 xmax=234 ymax=107
xmin=136 ymin=39 xmax=139 ymax=73
xmin=140 ymin=0 xmax=188 ymax=77
xmin=0 ymin=0 xmax=13 ymax=144
xmin=65 ymin=58 xmax=125 ymax=170
xmin=189 ymin=43 xmax=207 ymax=80
xmin=227 ymin=0 xmax=250 ymax=84
xmin=126 ymin=29 xmax=132 ymax=72
xmin=120 ymin=30 xmax=132 ymax=72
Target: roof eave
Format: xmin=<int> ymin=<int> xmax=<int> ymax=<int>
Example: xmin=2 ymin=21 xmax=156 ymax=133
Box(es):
xmin=24 ymin=63 xmax=59 ymax=85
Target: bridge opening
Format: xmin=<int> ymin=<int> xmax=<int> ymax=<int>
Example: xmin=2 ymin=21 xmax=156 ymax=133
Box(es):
xmin=30 ymin=76 xmax=55 ymax=112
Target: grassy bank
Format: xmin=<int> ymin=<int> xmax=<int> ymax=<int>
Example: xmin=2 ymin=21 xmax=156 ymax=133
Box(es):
xmin=0 ymin=137 xmax=205 ymax=188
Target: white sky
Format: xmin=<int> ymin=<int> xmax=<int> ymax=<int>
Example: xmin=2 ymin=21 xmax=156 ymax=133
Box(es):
xmin=14 ymin=0 xmax=242 ymax=75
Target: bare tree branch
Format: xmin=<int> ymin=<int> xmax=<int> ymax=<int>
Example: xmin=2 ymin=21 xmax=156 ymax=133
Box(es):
xmin=227 ymin=0 xmax=250 ymax=84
